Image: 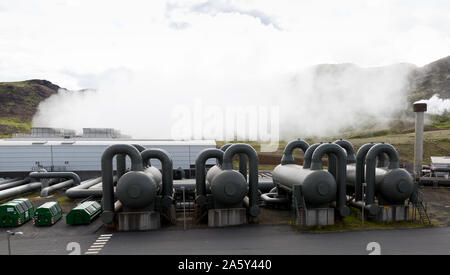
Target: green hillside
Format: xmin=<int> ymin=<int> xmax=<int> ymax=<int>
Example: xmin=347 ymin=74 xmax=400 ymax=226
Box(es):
xmin=0 ymin=79 xmax=60 ymax=137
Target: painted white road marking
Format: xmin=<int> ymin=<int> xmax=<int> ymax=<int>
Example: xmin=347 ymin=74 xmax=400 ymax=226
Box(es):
xmin=84 ymin=234 xmax=113 ymax=255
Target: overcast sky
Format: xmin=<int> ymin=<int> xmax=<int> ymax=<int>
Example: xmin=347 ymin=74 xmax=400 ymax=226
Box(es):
xmin=1 ymin=0 xmax=449 ymax=90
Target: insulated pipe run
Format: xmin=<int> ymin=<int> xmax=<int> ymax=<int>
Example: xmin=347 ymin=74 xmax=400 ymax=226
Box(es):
xmin=222 ymin=143 xmax=260 ymax=217
xmin=310 ymin=143 xmax=350 ymax=217
xmin=0 ymin=178 xmax=21 ymax=185
xmin=355 ymin=143 xmax=375 ymax=201
xmin=365 ymin=143 xmax=400 ymax=205
xmin=29 ymin=172 xmax=81 ymax=186
xmin=303 ymin=143 xmax=323 ymax=169
xmin=334 ymin=139 xmax=356 ymax=164
xmin=40 ymin=179 xmax=74 ymax=197
xmin=0 ymin=178 xmax=30 ymax=191
xmin=101 ymin=144 xmax=143 ymax=224
xmin=220 ymin=144 xmax=247 ymax=180
xmin=0 ymin=181 xmax=42 ymax=201
xmin=195 ymin=148 xmax=224 ymax=207
xmin=141 ymin=148 xmax=174 ymax=208
xmin=116 ymin=144 xmax=147 ymax=178
xmin=281 ymin=139 xmax=309 ymax=165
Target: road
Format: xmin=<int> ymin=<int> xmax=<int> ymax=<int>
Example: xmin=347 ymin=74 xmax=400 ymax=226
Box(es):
xmin=1 ymin=223 xmax=450 ymax=255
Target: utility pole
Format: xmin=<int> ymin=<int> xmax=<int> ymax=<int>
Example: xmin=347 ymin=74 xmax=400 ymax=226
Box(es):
xmin=6 ymin=231 xmax=23 ymax=255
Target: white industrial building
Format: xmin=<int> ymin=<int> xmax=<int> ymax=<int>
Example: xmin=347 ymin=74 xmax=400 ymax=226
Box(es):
xmin=0 ymin=128 xmax=216 ymax=179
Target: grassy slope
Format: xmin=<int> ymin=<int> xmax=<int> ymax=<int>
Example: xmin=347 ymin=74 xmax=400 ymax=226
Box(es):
xmin=0 ymin=79 xmax=59 ymax=137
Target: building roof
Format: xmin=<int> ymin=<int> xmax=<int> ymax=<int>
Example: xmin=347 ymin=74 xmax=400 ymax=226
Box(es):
xmin=431 ymin=156 xmax=450 ymax=165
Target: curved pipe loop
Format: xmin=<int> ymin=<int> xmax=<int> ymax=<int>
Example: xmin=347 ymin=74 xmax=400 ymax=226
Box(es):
xmin=310 ymin=143 xmax=350 ymax=217
xmin=141 ymin=148 xmax=174 ymax=207
xmin=195 ymin=148 xmax=224 ymax=207
xmin=101 ymin=144 xmax=143 ymax=224
xmin=281 ymin=139 xmax=309 ymax=165
xmin=355 ymin=143 xmax=375 ymax=201
xmin=29 ymin=171 xmax=81 ymax=186
xmin=334 ymin=139 xmax=356 ymax=164
xmin=220 ymin=143 xmax=247 ymax=179
xmin=222 ymin=143 xmax=260 ymax=217
xmin=365 ymin=143 xmax=400 ymax=205
xmin=303 ymin=143 xmax=323 ymax=169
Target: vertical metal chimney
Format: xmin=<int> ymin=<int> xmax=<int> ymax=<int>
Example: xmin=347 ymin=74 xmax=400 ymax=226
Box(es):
xmin=413 ymin=102 xmax=427 ymax=179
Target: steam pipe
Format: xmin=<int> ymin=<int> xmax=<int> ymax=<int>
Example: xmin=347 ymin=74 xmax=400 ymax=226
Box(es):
xmin=334 ymin=139 xmax=356 ymax=164
xmin=141 ymin=148 xmax=174 ymax=207
xmin=29 ymin=171 xmax=81 ymax=186
xmin=116 ymin=144 xmax=147 ymax=178
xmin=220 ymin=144 xmax=247 ymax=179
xmin=281 ymin=139 xmax=309 ymax=165
xmin=195 ymin=148 xmax=224 ymax=207
xmin=40 ymin=179 xmax=74 ymax=197
xmin=0 ymin=178 xmax=30 ymax=191
xmin=0 ymin=181 xmax=42 ymax=200
xmin=355 ymin=143 xmax=375 ymax=201
xmin=365 ymin=143 xmax=400 ymax=205
xmin=310 ymin=143 xmax=350 ymax=217
xmin=101 ymin=144 xmax=143 ymax=224
xmin=222 ymin=143 xmax=260 ymax=217
xmin=303 ymin=143 xmax=323 ymax=169
xmin=66 ymin=177 xmax=103 ymax=198
xmin=0 ymin=178 xmax=21 ymax=185
xmin=117 ymin=154 xmax=126 ymax=178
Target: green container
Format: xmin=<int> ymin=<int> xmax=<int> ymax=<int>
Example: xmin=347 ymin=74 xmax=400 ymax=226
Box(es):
xmin=33 ymin=201 xmax=63 ymax=226
xmin=66 ymin=201 xmax=102 ymax=225
xmin=0 ymin=198 xmax=35 ymax=227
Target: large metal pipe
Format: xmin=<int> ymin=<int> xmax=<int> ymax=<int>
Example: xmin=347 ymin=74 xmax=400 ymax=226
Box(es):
xmin=220 ymin=144 xmax=247 ymax=180
xmin=354 ymin=143 xmax=375 ymax=201
xmin=65 ymin=177 xmax=104 ymax=198
xmin=101 ymin=144 xmax=143 ymax=224
xmin=303 ymin=143 xmax=323 ymax=169
xmin=0 ymin=178 xmax=21 ymax=185
xmin=310 ymin=143 xmax=350 ymax=217
xmin=195 ymin=148 xmax=224 ymax=207
xmin=334 ymin=139 xmax=356 ymax=164
xmin=0 ymin=181 xmax=42 ymax=200
xmin=29 ymin=171 xmax=81 ymax=186
xmin=222 ymin=143 xmax=260 ymax=217
xmin=414 ymin=103 xmax=427 ymax=179
xmin=141 ymin=148 xmax=173 ymax=208
xmin=40 ymin=179 xmax=74 ymax=197
xmin=116 ymin=144 xmax=147 ymax=178
xmin=281 ymin=139 xmax=309 ymax=165
xmin=365 ymin=143 xmax=399 ymax=205
xmin=0 ymin=178 xmax=30 ymax=191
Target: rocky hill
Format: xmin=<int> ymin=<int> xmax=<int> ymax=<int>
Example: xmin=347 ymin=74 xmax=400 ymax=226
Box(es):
xmin=0 ymin=56 xmax=449 ymax=137
xmin=0 ymin=79 xmax=60 ymax=137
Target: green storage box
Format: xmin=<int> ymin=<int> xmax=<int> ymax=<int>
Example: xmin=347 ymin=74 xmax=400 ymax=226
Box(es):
xmin=33 ymin=201 xmax=62 ymax=226
xmin=0 ymin=198 xmax=34 ymax=227
xmin=66 ymin=201 xmax=102 ymax=225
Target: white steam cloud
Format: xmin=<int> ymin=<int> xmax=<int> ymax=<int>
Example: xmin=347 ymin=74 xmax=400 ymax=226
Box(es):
xmin=416 ymin=94 xmax=450 ymax=115
xmin=32 ymin=63 xmax=415 ymax=140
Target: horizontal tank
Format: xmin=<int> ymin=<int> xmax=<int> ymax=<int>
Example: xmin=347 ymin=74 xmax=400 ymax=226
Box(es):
xmin=346 ymin=164 xmax=414 ymax=204
xmin=210 ymin=169 xmax=248 ymax=207
xmin=272 ymin=164 xmax=337 ymax=207
xmin=116 ymin=167 xmax=162 ymax=210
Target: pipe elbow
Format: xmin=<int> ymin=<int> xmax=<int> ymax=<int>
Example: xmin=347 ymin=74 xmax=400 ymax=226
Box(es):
xmin=334 ymin=139 xmax=356 ymax=164
xmin=281 ymin=139 xmax=309 ymax=165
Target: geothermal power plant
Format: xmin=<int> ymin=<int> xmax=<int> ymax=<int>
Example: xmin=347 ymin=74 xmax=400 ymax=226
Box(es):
xmin=0 ymin=102 xmax=449 ymax=234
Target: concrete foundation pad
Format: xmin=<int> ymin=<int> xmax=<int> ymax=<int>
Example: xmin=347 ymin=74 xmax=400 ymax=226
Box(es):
xmin=376 ymin=205 xmax=410 ymax=222
xmin=297 ymin=208 xmax=334 ymax=226
xmin=117 ymin=211 xmax=161 ymax=231
xmin=208 ymin=208 xmax=247 ymax=227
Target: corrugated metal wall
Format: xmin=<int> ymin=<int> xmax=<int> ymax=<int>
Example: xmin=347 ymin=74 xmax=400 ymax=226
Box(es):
xmin=0 ymin=141 xmax=216 ymax=172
